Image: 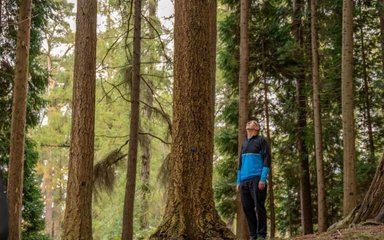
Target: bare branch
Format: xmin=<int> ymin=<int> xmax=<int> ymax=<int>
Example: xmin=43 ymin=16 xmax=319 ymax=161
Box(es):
xmin=40 ymin=144 xmax=70 ymax=148
xmin=138 ymin=132 xmax=170 ymax=145
xmin=141 ymin=13 xmax=172 ymax=64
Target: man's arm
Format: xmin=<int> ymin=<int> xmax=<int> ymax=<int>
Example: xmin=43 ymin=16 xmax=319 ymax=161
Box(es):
xmin=260 ymin=137 xmax=271 ymax=183
xmin=237 ymin=154 xmax=242 ymax=186
xmin=237 ymin=141 xmax=245 ymax=189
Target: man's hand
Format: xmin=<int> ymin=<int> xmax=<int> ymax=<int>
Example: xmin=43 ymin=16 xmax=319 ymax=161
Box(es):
xmin=258 ymin=181 xmax=266 ymax=190
xmin=236 ymin=184 xmax=240 ymax=192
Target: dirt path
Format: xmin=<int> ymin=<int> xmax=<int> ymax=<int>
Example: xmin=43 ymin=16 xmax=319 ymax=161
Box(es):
xmin=292 ymin=225 xmax=384 ymax=240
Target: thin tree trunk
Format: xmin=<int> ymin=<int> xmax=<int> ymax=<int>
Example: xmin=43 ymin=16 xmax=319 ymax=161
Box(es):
xmin=237 ymin=0 xmax=250 ymax=238
xmin=54 ymin=154 xmax=65 ymax=239
xmin=62 ymin=0 xmax=97 ymax=238
xmin=44 ymin=43 xmax=54 ymax=237
xmin=139 ymin=0 xmax=156 ymax=230
xmin=0 ymin=0 xmax=2 ymax=34
xmin=262 ymin=41 xmax=276 ymax=239
xmin=310 ymin=0 xmax=327 ymax=232
xmin=149 ymin=0 xmax=234 ymax=238
xmin=359 ymin=16 xmax=375 ymax=158
xmin=43 ymin=154 xmax=53 ymax=237
xmin=7 ymin=0 xmax=32 ymax=238
xmin=378 ymin=0 xmax=384 ymax=69
xmin=342 ymin=0 xmax=357 ymax=216
xmin=293 ymin=0 xmax=313 ymax=234
xmin=264 ymin=78 xmax=276 ymax=238
xmin=46 ymin=35 xmax=55 ymax=94
xmin=121 ymin=0 xmax=142 ymax=239
xmin=139 ymin=129 xmax=150 ymax=229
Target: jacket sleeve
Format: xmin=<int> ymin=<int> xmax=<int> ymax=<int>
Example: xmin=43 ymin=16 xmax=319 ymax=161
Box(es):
xmin=260 ymin=137 xmax=271 ymax=182
xmin=237 ymin=141 xmax=244 ymax=185
xmin=237 ymin=154 xmax=242 ymax=185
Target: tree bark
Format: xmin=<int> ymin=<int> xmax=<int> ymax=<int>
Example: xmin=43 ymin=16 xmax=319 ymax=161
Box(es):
xmin=149 ymin=0 xmax=234 ymax=238
xmin=236 ymin=0 xmax=250 ymax=239
xmin=7 ymin=0 xmax=32 ymax=239
xmin=262 ymin=41 xmax=276 ymax=239
xmin=341 ymin=0 xmax=357 ymax=216
xmin=62 ymin=0 xmax=97 ymax=238
xmin=139 ymin=0 xmax=156 ymax=230
xmin=310 ymin=0 xmax=327 ymax=233
xmin=378 ymin=0 xmax=384 ymax=69
xmin=121 ymin=0 xmax=142 ymax=239
xmin=44 ymin=39 xmax=55 ymax=237
xmin=43 ymin=157 xmax=54 ymax=237
xmin=358 ymin=13 xmax=374 ymax=158
xmin=264 ymin=78 xmax=276 ymax=238
xmin=293 ymin=0 xmax=314 ymax=234
xmin=353 ymin=154 xmax=384 ymax=223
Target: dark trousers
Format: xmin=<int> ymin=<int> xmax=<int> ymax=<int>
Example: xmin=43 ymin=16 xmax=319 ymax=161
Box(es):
xmin=0 ymin=178 xmax=8 ymax=240
xmin=240 ymin=176 xmax=267 ymax=239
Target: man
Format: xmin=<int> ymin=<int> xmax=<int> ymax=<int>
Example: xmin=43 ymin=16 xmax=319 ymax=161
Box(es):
xmin=237 ymin=120 xmax=270 ymax=240
xmin=0 ymin=176 xmax=8 ymax=240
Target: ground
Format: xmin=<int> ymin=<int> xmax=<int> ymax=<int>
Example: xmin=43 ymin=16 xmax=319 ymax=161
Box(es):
xmin=292 ymin=224 xmax=384 ymax=240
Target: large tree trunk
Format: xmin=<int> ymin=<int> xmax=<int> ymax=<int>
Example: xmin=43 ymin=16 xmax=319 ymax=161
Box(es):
xmin=310 ymin=0 xmax=327 ymax=233
xmin=121 ymin=0 xmax=142 ymax=239
xmin=62 ymin=0 xmax=97 ymax=238
xmin=292 ymin=0 xmax=313 ymax=234
xmin=236 ymin=0 xmax=250 ymax=239
xmin=341 ymin=0 xmax=357 ymax=216
xmin=353 ymin=154 xmax=384 ymax=223
xmin=149 ymin=0 xmax=234 ymax=238
xmin=7 ymin=0 xmax=32 ymax=239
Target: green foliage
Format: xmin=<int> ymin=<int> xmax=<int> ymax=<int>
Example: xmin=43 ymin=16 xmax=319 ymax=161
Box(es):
xmin=0 ymin=0 xmax=66 ymax=238
xmin=214 ymin=156 xmax=237 ymax=220
xmin=214 ymin=0 xmax=384 ymax=236
xmin=22 ymin=140 xmax=49 ymax=240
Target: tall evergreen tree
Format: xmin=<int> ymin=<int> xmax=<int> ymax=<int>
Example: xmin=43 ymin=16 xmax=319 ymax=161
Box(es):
xmin=292 ymin=0 xmax=313 ymax=234
xmin=263 ymin=75 xmax=276 ymax=238
xmin=378 ymin=0 xmax=384 ymax=68
xmin=138 ymin=0 xmax=161 ymax=230
xmin=7 ymin=0 xmax=33 ymax=238
xmin=150 ymin=0 xmax=234 ymax=238
xmin=236 ymin=0 xmax=250 ymax=238
xmin=122 ymin=0 xmax=142 ymax=238
xmin=1 ymin=0 xmax=56 ymax=239
xmin=341 ymin=0 xmax=357 ymax=216
xmin=62 ymin=0 xmax=97 ymax=238
xmin=310 ymin=0 xmax=327 ymax=232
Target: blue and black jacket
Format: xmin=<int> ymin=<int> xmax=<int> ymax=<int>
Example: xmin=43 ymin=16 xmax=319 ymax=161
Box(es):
xmin=237 ymin=134 xmax=271 ymax=185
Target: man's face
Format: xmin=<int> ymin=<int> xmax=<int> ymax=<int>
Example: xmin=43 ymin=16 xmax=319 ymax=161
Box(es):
xmin=246 ymin=121 xmax=259 ymax=131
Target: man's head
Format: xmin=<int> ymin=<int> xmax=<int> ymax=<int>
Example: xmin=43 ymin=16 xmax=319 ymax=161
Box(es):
xmin=246 ymin=120 xmax=260 ymax=136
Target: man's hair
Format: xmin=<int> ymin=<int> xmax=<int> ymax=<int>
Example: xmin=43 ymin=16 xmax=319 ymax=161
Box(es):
xmin=247 ymin=120 xmax=260 ymax=130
